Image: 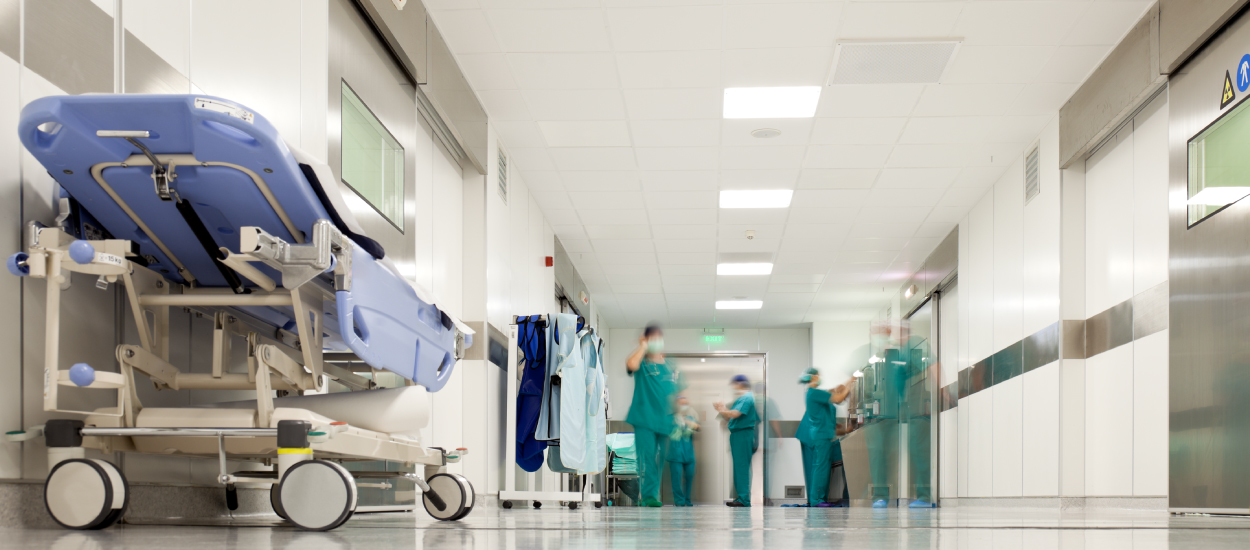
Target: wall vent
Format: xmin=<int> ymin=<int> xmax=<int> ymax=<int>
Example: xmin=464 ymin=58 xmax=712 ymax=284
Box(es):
xmin=497 ymin=145 xmax=508 ymax=205
xmin=785 ymin=486 xmax=806 ymax=499
xmin=829 ymin=40 xmax=961 ymax=85
xmin=1024 ymin=144 xmax=1040 ymax=204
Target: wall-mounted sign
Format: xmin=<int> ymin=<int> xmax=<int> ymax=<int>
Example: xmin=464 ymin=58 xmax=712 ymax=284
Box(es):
xmin=704 ymin=335 xmax=724 ymax=343
xmin=1222 ymin=70 xmax=1237 ymax=109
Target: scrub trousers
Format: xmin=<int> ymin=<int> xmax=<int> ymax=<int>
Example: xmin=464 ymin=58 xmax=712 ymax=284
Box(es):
xmin=800 ymin=440 xmax=834 ymax=506
xmin=668 ymin=460 xmax=695 ymax=506
xmin=866 ymin=420 xmax=898 ymax=502
xmin=908 ymin=414 xmax=933 ymax=504
xmin=729 ymin=429 xmax=757 ymax=506
xmin=635 ymin=428 xmax=669 ymax=504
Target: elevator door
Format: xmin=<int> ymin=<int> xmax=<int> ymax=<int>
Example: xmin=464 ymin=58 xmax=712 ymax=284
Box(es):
xmin=664 ymin=355 xmax=765 ymax=505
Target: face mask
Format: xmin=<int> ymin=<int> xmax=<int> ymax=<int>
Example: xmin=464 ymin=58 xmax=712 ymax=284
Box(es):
xmin=647 ymin=338 xmax=664 ymax=354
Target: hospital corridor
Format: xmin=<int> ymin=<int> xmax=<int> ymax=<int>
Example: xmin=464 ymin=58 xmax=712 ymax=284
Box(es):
xmin=4 ymin=0 xmax=1250 ymax=548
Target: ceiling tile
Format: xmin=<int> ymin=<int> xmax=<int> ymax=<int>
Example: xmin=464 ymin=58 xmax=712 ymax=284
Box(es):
xmin=938 ymin=187 xmax=991 ymax=208
xmin=631 ymin=120 xmax=721 ymax=147
xmin=636 ymin=147 xmax=720 ymax=170
xmin=1006 ymin=83 xmax=1078 ymax=115
xmin=508 ymin=147 xmax=555 ymax=170
xmin=916 ymin=222 xmax=957 ymax=239
xmin=768 ymin=283 xmax=821 ymax=293
xmin=613 ymin=284 xmax=664 ymax=293
xmin=721 ymin=119 xmax=814 ymax=146
xmin=549 ymin=147 xmax=637 ymax=170
xmin=663 ymin=274 xmax=716 ymax=285
xmin=507 ymin=53 xmax=621 ymax=89
xmin=810 ymin=118 xmax=907 ymax=145
xmin=479 ymin=0 xmax=601 ymax=7
xmin=787 ymin=208 xmax=859 ymax=224
xmin=838 ymin=2 xmax=963 ymax=38
xmin=771 ymin=273 xmax=825 ymax=285
xmin=661 ymin=265 xmax=717 ymax=277
xmin=640 ymin=171 xmax=720 ymax=191
xmin=457 ymin=53 xmax=518 ymax=90
xmin=587 ymin=225 xmax=653 ymax=240
xmin=494 ymin=121 xmax=546 ymax=148
xmin=864 ymin=188 xmax=945 ymax=208
xmin=720 ymin=170 xmax=801 ymax=190
xmin=520 ymin=170 xmax=564 ymax=190
xmin=720 ymin=146 xmax=808 ymax=170
xmin=941 ymin=46 xmax=1054 ymax=84
xmin=654 ymin=239 xmax=717 ymax=253
xmin=550 ymin=223 xmax=587 ymax=238
xmin=599 ymin=263 xmax=660 ymax=277
xmin=606 ymin=6 xmax=723 ymax=51
xmin=487 ymin=9 xmax=611 ymax=52
xmin=623 ymin=88 xmax=723 ymax=119
xmin=575 ymin=209 xmax=647 ymax=224
xmin=791 ymin=189 xmax=871 ymax=209
xmin=599 ymin=252 xmax=658 ymax=265
xmin=782 ymin=224 xmax=852 ymax=239
xmin=616 ymin=50 xmax=723 ymax=89
xmin=774 ymin=250 xmax=836 ymax=264
xmin=433 ymin=10 xmax=502 ymax=53
xmin=645 ymin=191 xmax=718 ymax=209
xmin=952 ymin=166 xmax=1007 ymax=188
xmin=543 ymin=209 xmax=581 ymax=224
xmin=649 ymin=209 xmax=718 ymax=225
xmin=723 ymin=2 xmax=843 ymax=49
xmin=658 ymin=252 xmax=716 ymax=265
xmin=569 ymin=191 xmax=646 ymax=210
xmin=559 ymin=238 xmax=593 ymax=253
xmin=912 ymin=84 xmax=1025 ymax=117
xmin=953 ymin=2 xmax=1085 ymax=46
xmin=609 ymin=272 xmax=661 ymax=285
xmin=652 ymin=224 xmax=718 ymax=239
xmin=804 ymin=145 xmax=894 ymax=169
xmin=1063 ymin=2 xmax=1152 ymax=46
xmin=719 ymin=224 xmax=785 ymax=240
xmin=524 ymin=89 xmax=626 ymax=120
xmin=780 ymin=237 xmax=844 ymax=252
xmin=538 ymin=121 xmax=632 ymax=147
xmin=816 ymin=84 xmax=925 ymax=118
xmin=848 ymin=223 xmax=919 ymax=239
xmin=718 ymin=209 xmax=790 ymax=225
xmin=926 ymin=206 xmax=971 ymax=224
xmin=797 ymin=169 xmax=879 ymax=189
xmin=886 ymin=143 xmax=1022 ymax=168
xmin=840 ymin=237 xmax=909 ymax=251
xmin=857 ymin=206 xmax=932 ymax=222
xmin=561 ymin=171 xmax=641 ymax=191
xmin=722 ymin=47 xmax=835 ymax=87
xmin=875 ymin=167 xmax=960 ymax=189
xmin=1034 ymin=46 xmax=1111 ymax=83
xmin=594 ymin=239 xmax=656 ymax=253
xmin=837 ymin=250 xmax=899 ymax=264
xmin=717 ymin=238 xmax=781 ymax=252
xmin=476 ymin=90 xmax=533 ymax=120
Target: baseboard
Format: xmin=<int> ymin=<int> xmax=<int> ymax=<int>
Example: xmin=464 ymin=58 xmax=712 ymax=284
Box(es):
xmin=940 ymin=496 xmax=1168 ymax=510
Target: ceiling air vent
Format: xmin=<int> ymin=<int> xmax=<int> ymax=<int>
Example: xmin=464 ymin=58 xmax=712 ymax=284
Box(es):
xmin=829 ymin=40 xmax=961 ymax=85
xmin=497 ymin=144 xmax=508 ymax=205
xmin=1024 ymin=144 xmax=1040 ymax=204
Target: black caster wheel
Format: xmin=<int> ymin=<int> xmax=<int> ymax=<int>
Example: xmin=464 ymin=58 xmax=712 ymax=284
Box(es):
xmin=45 ymin=459 xmax=129 ymax=530
xmin=270 ymin=484 xmax=288 ymax=520
xmin=569 ymin=502 xmax=578 ymax=510
xmin=533 ymin=501 xmax=542 ymax=509
xmin=275 ymin=460 xmax=357 ymax=531
xmin=595 ymin=501 xmax=603 ymax=508
xmin=423 ymin=473 xmax=474 ymax=521
xmin=502 ymin=500 xmax=513 ymax=509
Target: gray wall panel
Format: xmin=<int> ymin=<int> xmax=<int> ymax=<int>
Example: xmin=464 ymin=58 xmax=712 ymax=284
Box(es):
xmin=24 ymin=0 xmax=113 ymax=95
xmin=124 ymin=31 xmax=188 ymax=94
xmin=1160 ymin=0 xmax=1250 ymax=73
xmin=0 ymin=0 xmax=17 ymax=61
xmin=1168 ymin=7 xmax=1250 ymax=511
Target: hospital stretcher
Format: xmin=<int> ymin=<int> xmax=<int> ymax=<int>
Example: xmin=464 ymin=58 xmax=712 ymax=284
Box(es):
xmin=4 ymin=94 xmax=476 ymax=531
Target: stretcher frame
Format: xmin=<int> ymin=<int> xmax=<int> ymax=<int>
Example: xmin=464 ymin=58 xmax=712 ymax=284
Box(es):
xmin=501 ymin=314 xmax=602 ymax=509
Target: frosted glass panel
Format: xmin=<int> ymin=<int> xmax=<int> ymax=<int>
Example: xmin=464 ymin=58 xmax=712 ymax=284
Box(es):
xmin=341 ymin=80 xmax=404 ymax=230
xmin=1188 ymin=97 xmax=1250 ymax=226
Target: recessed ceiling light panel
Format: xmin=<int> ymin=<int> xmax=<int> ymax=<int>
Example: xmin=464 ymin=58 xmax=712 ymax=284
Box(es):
xmin=717 ymin=263 xmax=773 ymax=276
xmin=716 ymin=300 xmax=763 ymax=310
xmin=829 ymin=40 xmax=961 ymax=85
xmin=720 ymin=189 xmax=793 ymax=209
xmin=723 ymin=87 xmax=821 ymax=119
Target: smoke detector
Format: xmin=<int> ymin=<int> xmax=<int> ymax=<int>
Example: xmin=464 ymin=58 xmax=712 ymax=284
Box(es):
xmin=751 ymin=128 xmax=781 ymax=139
xmin=745 ymin=230 xmax=756 ymax=240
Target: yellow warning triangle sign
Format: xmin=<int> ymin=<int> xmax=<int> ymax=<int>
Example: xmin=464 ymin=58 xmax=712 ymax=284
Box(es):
xmin=1223 ymin=70 xmax=1236 ymax=109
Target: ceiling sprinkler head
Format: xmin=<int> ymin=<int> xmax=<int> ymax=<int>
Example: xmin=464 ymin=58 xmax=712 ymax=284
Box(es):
xmin=745 ymin=230 xmax=756 ymax=240
xmin=751 ymin=128 xmax=781 ymax=139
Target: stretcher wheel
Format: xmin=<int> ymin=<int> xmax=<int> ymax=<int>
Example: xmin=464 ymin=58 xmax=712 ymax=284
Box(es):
xmin=502 ymin=500 xmax=513 ymax=509
xmin=270 ymin=485 xmax=287 ymax=520
xmin=568 ymin=502 xmax=578 ymax=510
xmin=45 ymin=459 xmax=129 ymax=530
xmin=595 ymin=501 xmax=603 ymax=508
xmin=423 ymin=473 xmax=474 ymax=521
xmin=533 ymin=501 xmax=542 ymax=509
xmin=275 ymin=460 xmax=357 ymax=531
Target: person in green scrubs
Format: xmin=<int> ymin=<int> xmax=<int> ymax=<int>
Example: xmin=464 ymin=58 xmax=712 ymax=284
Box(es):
xmin=667 ymin=395 xmax=699 ymax=506
xmin=714 ymin=375 xmax=758 ymax=507
xmin=796 ymin=368 xmax=852 ymax=507
xmin=625 ymin=324 xmax=679 ymax=507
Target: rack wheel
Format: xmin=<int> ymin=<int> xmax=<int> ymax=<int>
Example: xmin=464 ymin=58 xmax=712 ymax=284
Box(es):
xmin=502 ymin=500 xmax=513 ymax=509
xmin=569 ymin=502 xmax=578 ymax=510
xmin=595 ymin=501 xmax=603 ymax=508
xmin=533 ymin=501 xmax=542 ymax=509
xmin=270 ymin=485 xmax=288 ymax=520
xmin=45 ymin=459 xmax=129 ymax=530
xmin=275 ymin=460 xmax=357 ymax=531
xmin=423 ymin=473 xmax=474 ymax=521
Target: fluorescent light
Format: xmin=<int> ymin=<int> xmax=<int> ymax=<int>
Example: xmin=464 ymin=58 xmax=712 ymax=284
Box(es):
xmin=717 ymin=263 xmax=773 ymax=276
xmin=723 ymin=87 xmax=821 ymax=119
xmin=719 ymin=189 xmax=793 ymax=209
xmin=716 ymin=300 xmax=763 ymax=310
xmin=1188 ymin=186 xmax=1250 ymax=206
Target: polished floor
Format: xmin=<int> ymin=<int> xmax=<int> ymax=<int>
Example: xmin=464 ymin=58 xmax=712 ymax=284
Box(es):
xmin=6 ymin=504 xmax=1250 ymax=549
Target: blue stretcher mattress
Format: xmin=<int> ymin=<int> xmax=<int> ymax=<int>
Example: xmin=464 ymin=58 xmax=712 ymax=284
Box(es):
xmin=18 ymin=94 xmax=461 ymax=391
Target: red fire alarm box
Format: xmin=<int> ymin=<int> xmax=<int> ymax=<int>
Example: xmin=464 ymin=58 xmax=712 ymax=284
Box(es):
xmin=545 ymin=256 xmax=554 ymax=267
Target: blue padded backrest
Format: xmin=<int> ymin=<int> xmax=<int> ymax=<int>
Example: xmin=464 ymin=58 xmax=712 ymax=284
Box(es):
xmin=18 ymin=95 xmax=331 ymax=287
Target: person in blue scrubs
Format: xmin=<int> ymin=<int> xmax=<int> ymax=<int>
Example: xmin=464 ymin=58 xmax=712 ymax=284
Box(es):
xmin=796 ymin=368 xmax=851 ymax=507
xmin=667 ymin=395 xmax=699 ymax=506
xmin=626 ymin=324 xmax=680 ymax=508
xmin=714 ymin=375 xmax=758 ymax=507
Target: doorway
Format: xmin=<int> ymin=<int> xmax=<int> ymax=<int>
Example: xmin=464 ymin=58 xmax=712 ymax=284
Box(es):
xmin=661 ymin=354 xmax=766 ymax=505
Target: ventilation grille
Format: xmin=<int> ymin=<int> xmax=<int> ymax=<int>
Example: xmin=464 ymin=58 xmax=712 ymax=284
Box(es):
xmin=497 ymin=145 xmax=508 ymax=204
xmin=1024 ymin=144 xmax=1040 ymax=204
xmin=829 ymin=41 xmax=960 ymax=85
xmin=785 ymin=486 xmax=806 ymax=499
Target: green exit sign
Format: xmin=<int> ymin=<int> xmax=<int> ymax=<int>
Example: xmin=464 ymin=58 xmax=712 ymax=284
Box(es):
xmin=704 ymin=335 xmax=724 ymax=343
